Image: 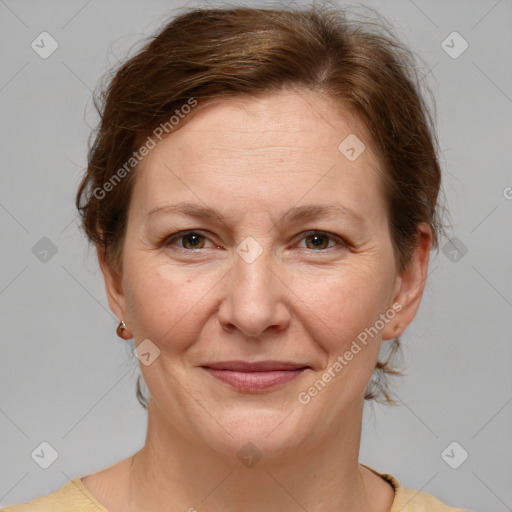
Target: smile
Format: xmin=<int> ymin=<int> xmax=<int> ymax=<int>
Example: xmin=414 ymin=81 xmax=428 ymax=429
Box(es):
xmin=201 ymin=360 xmax=310 ymax=392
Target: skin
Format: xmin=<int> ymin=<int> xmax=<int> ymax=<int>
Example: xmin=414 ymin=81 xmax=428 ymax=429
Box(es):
xmin=83 ymin=89 xmax=432 ymax=512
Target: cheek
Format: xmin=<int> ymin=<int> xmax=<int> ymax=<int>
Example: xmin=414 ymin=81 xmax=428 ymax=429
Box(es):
xmin=124 ymin=260 xmax=220 ymax=351
xmin=289 ymin=261 xmax=392 ymax=354
xmin=290 ymin=265 xmax=393 ymax=415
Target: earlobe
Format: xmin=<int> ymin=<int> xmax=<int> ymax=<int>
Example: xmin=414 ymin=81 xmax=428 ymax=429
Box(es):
xmin=381 ymin=223 xmax=432 ymax=341
xmin=116 ymin=320 xmax=132 ymax=340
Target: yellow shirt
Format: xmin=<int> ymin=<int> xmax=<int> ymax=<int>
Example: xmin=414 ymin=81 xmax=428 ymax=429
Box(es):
xmin=0 ymin=463 xmax=470 ymax=511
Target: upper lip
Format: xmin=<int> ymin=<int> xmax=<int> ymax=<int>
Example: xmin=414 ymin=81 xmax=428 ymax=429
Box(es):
xmin=202 ymin=360 xmax=309 ymax=372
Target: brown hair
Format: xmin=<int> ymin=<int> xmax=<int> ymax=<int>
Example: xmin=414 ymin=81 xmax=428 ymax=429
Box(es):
xmin=76 ymin=4 xmax=448 ymax=409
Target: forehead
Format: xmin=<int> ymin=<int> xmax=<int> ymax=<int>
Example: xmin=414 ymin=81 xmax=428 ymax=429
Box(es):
xmin=132 ymin=91 xmax=387 ymax=224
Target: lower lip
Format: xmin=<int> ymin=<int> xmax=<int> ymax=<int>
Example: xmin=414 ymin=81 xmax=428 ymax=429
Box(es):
xmin=203 ymin=368 xmax=307 ymax=392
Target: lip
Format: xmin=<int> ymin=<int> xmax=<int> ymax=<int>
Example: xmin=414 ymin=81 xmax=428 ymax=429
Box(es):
xmin=203 ymin=360 xmax=309 ymax=371
xmin=201 ymin=360 xmax=310 ymax=392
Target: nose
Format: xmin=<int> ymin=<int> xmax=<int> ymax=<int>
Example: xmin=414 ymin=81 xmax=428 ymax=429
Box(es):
xmin=217 ymin=248 xmax=291 ymax=338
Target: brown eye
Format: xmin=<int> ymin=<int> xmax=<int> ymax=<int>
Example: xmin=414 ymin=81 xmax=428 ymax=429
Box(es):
xmin=164 ymin=231 xmax=212 ymax=250
xmin=298 ymin=231 xmax=346 ymax=251
xmin=304 ymin=233 xmax=331 ymax=250
xmin=181 ymin=232 xmax=205 ymax=249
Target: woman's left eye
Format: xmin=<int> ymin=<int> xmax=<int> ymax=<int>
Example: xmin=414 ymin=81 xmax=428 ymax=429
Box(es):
xmin=161 ymin=230 xmax=347 ymax=252
xmin=297 ymin=231 xmax=346 ymax=251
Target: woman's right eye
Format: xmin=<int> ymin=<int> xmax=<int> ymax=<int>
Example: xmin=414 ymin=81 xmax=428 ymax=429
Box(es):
xmin=163 ymin=230 xmax=215 ymax=251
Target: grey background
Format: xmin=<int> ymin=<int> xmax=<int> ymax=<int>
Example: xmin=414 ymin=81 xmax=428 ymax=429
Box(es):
xmin=0 ymin=0 xmax=511 ymax=510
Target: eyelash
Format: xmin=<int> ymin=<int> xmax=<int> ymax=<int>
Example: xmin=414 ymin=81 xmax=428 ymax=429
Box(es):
xmin=160 ymin=230 xmax=348 ymax=253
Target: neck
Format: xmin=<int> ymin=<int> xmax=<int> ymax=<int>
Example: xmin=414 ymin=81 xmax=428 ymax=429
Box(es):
xmin=128 ymin=396 xmax=375 ymax=512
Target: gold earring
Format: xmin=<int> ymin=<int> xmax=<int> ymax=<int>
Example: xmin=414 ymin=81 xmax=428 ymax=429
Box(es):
xmin=116 ymin=320 xmax=130 ymax=340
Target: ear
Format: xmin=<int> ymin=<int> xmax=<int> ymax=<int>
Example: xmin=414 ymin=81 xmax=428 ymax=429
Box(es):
xmin=381 ymin=223 xmax=432 ymax=341
xmin=97 ymin=245 xmax=130 ymax=329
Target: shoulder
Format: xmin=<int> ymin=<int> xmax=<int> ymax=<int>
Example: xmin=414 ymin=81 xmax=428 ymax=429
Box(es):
xmin=393 ymin=486 xmax=470 ymax=511
xmin=360 ymin=463 xmax=471 ymax=512
xmin=0 ymin=478 xmax=107 ymax=512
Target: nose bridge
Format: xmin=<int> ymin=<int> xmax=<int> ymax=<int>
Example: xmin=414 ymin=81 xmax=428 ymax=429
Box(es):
xmin=218 ymin=239 xmax=289 ymax=337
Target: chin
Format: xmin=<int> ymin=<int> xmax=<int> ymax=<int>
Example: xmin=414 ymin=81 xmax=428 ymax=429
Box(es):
xmin=192 ymin=406 xmax=312 ymax=466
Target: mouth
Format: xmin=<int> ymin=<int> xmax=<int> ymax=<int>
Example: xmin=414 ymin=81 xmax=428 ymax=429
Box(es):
xmin=200 ymin=360 xmax=310 ymax=392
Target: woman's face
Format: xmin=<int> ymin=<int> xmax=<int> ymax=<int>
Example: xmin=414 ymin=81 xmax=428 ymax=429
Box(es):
xmin=101 ymin=90 xmax=430 ymax=460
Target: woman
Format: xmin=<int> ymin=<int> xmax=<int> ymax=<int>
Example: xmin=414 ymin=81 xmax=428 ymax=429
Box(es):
xmin=1 ymin=4 xmax=470 ymax=512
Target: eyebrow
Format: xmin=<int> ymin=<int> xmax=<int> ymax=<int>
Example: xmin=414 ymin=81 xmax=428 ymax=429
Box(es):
xmin=146 ymin=201 xmax=366 ymax=226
